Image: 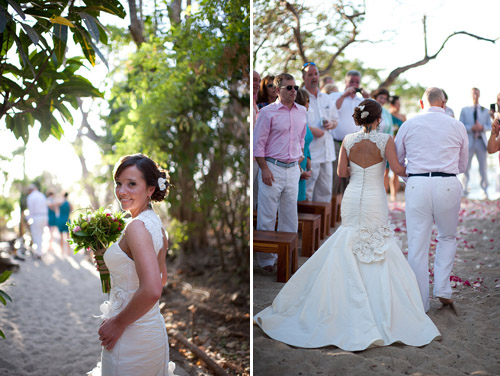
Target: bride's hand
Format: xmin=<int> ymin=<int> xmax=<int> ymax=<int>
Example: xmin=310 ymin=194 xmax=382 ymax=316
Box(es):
xmin=98 ymin=317 xmax=126 ymax=351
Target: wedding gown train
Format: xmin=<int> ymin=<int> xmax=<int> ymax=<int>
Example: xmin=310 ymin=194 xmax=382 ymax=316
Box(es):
xmin=88 ymin=209 xmax=176 ymax=376
xmin=254 ymin=130 xmax=441 ymax=351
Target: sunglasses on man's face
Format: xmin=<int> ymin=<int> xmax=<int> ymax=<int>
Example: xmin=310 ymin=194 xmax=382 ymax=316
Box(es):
xmin=266 ymin=83 xmax=275 ymax=88
xmin=280 ymin=85 xmax=299 ymax=91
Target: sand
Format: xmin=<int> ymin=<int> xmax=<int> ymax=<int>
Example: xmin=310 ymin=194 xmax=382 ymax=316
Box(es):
xmin=0 ymin=238 xmax=189 ymax=376
xmin=253 ymin=196 xmax=500 ymax=376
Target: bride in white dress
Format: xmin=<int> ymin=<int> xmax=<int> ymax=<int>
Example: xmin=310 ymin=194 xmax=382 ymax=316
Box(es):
xmin=254 ymin=99 xmax=441 ymax=351
xmin=89 ymin=154 xmax=176 ymax=376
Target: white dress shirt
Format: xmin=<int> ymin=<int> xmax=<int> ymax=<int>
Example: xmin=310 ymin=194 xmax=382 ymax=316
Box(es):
xmin=305 ymin=89 xmax=338 ymax=163
xmin=27 ymin=190 xmax=48 ymax=219
xmin=395 ymin=107 xmax=468 ymax=174
xmin=328 ymin=92 xmax=363 ymax=141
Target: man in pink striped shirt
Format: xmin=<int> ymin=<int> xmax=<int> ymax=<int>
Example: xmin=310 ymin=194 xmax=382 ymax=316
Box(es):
xmin=254 ymin=73 xmax=307 ymax=271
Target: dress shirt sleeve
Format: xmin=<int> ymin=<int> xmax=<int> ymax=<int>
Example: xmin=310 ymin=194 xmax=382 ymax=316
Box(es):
xmin=484 ymin=109 xmax=492 ymax=131
xmin=394 ymin=124 xmax=407 ymax=167
xmin=458 ymin=123 xmax=469 ymax=173
xmin=329 ymin=100 xmax=339 ymax=122
xmin=253 ymin=108 xmax=271 ymax=158
xmin=299 ymin=110 xmax=307 ymax=149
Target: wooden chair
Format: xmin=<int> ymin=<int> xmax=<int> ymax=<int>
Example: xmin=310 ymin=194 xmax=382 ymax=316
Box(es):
xmin=297 ymin=201 xmax=331 ymax=240
xmin=330 ymin=193 xmax=343 ymax=227
xmin=298 ymin=213 xmax=321 ymax=257
xmin=253 ymin=230 xmax=299 ymax=282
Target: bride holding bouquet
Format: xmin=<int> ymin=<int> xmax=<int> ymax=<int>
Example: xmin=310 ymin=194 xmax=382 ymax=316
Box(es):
xmin=86 ymin=154 xmax=176 ymax=376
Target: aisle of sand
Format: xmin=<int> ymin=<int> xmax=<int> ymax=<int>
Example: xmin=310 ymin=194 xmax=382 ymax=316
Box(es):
xmin=253 ymin=198 xmax=500 ymax=376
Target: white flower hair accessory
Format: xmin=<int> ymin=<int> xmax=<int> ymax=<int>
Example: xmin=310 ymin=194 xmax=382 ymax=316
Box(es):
xmin=361 ymin=111 xmax=369 ymax=119
xmin=158 ymin=177 xmax=167 ymax=191
xmin=358 ymin=105 xmax=365 ymax=111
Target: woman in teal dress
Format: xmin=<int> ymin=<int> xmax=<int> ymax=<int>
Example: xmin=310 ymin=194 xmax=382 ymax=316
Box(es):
xmin=57 ymin=192 xmax=72 ymax=255
xmin=46 ymin=191 xmax=59 ymax=252
xmin=295 ymin=89 xmax=313 ymax=201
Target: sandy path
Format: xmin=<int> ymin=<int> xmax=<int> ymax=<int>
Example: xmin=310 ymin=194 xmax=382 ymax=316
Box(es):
xmin=0 ymin=249 xmax=104 ymax=375
xmin=253 ymin=197 xmax=500 ymax=376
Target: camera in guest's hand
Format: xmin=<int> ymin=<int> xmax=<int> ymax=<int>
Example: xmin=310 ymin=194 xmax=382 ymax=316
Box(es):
xmin=355 ymin=88 xmax=362 ymax=93
xmin=491 ymin=103 xmax=497 ymax=112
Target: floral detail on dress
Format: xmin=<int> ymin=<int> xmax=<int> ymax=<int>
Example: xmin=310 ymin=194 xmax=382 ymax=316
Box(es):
xmin=98 ymin=286 xmax=133 ymax=319
xmin=352 ymin=223 xmax=395 ymax=263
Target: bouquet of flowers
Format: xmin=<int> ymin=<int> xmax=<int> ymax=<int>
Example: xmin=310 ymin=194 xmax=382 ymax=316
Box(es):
xmin=67 ymin=207 xmax=126 ymax=293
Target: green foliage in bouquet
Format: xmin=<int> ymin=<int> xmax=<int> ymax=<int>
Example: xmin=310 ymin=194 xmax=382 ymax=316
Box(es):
xmin=0 ymin=270 xmax=13 ymax=339
xmin=67 ymin=207 xmax=126 ymax=253
xmin=67 ymin=207 xmax=126 ymax=293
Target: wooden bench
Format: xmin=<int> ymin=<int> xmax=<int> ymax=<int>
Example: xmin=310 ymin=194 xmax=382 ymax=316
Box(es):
xmin=298 ymin=213 xmax=321 ymax=257
xmin=330 ymin=193 xmax=343 ymax=227
xmin=253 ymin=230 xmax=299 ymax=282
xmin=297 ymin=201 xmax=331 ymax=240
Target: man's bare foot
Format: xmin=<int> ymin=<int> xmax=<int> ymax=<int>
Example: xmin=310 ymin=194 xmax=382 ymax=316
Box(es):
xmin=438 ymin=297 xmax=457 ymax=316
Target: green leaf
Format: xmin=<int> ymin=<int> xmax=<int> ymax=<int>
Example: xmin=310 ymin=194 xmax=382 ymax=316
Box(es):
xmin=0 ymin=329 xmax=5 ymax=339
xmin=0 ymin=5 xmax=8 ymax=33
xmin=0 ymin=270 xmax=12 ymax=284
xmin=52 ymin=24 xmax=67 ymax=67
xmin=9 ymin=26 xmax=36 ymax=78
xmin=0 ymin=77 xmax=24 ymax=97
xmin=73 ymin=27 xmax=95 ymax=66
xmin=53 ymin=102 xmax=73 ymax=123
xmin=83 ymin=0 xmax=126 ymax=19
xmin=0 ymin=290 xmax=12 ymax=305
xmin=20 ymin=22 xmax=39 ymax=45
xmin=6 ymin=0 xmax=26 ymax=20
xmin=79 ymin=12 xmax=100 ymax=42
xmin=54 ymin=76 xmax=103 ymax=98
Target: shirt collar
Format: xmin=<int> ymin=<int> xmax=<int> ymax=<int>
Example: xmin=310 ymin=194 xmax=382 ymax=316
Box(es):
xmin=277 ymin=100 xmax=298 ymax=110
xmin=426 ymin=106 xmax=446 ymax=114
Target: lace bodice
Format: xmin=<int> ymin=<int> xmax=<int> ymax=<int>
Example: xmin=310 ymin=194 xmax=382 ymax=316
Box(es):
xmin=134 ymin=209 xmax=165 ymax=254
xmin=344 ymin=130 xmax=390 ymax=159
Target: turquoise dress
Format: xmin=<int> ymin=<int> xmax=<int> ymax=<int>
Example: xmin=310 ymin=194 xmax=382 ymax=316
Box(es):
xmin=57 ymin=200 xmax=70 ymax=233
xmin=298 ymin=125 xmax=313 ymax=201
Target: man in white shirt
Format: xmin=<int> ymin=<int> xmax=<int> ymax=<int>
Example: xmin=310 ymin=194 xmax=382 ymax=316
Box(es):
xmin=26 ymin=184 xmax=48 ymax=259
xmin=395 ymin=87 xmax=468 ymax=312
xmin=329 ymin=70 xmax=370 ymax=194
xmin=459 ymin=87 xmax=491 ymax=199
xmin=302 ymin=62 xmax=339 ymax=202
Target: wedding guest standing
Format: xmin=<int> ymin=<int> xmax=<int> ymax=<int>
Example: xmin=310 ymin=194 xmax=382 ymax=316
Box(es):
xmin=329 ymin=70 xmax=370 ymax=194
xmin=460 ymin=87 xmax=491 ymax=199
xmin=487 ymin=119 xmax=500 ymax=154
xmin=57 ymin=192 xmax=72 ymax=256
xmin=26 ymin=184 xmax=48 ymax=259
xmin=46 ymin=190 xmax=59 ymax=252
xmin=254 ymin=73 xmax=307 ymax=272
xmin=253 ymin=70 xmax=261 ymax=211
xmin=442 ymin=89 xmax=455 ymax=118
xmin=302 ymin=62 xmax=339 ymax=203
xmin=295 ymin=89 xmax=313 ymax=201
xmin=395 ymin=87 xmax=468 ymax=312
xmin=257 ymin=75 xmax=277 ymax=109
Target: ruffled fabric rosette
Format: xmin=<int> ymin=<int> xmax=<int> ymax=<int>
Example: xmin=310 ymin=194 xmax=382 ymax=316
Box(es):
xmin=352 ymin=222 xmax=395 ymax=263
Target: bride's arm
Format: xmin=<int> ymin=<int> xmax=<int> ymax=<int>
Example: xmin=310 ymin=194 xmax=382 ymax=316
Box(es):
xmin=98 ymin=220 xmax=163 ymax=351
xmin=337 ymin=143 xmax=350 ymax=178
xmin=158 ymin=229 xmax=168 ymax=286
xmin=386 ymin=137 xmax=406 ymax=177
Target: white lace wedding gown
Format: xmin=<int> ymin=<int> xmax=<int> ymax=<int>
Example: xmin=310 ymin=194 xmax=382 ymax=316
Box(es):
xmin=254 ymin=130 xmax=441 ymax=351
xmin=89 ymin=209 xmax=176 ymax=376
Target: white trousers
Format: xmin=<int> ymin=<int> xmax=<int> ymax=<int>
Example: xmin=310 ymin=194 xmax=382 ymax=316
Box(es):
xmin=30 ymin=217 xmax=47 ymax=256
xmin=256 ymin=161 xmax=300 ymax=267
xmin=305 ymin=161 xmax=333 ymax=202
xmin=405 ymin=176 xmax=462 ymax=312
xmin=463 ymin=137 xmax=488 ymax=193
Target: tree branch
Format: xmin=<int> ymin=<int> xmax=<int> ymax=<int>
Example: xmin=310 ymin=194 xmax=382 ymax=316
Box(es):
xmin=283 ymin=1 xmax=308 ymax=64
xmin=380 ymin=26 xmax=496 ymax=88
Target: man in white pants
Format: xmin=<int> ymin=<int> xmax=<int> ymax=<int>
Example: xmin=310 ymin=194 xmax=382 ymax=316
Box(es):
xmin=254 ymin=73 xmax=307 ymax=271
xmin=395 ymin=87 xmax=468 ymax=312
xmin=26 ymin=184 xmax=48 ymax=259
xmin=301 ymin=62 xmax=339 ymax=202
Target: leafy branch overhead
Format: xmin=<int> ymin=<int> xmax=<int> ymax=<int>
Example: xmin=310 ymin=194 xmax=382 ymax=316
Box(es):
xmin=0 ymin=0 xmax=126 ymax=142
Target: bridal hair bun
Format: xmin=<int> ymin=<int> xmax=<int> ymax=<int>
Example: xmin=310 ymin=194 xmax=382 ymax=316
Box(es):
xmin=352 ymin=99 xmax=382 ymax=127
xmin=114 ymin=154 xmax=171 ymax=202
